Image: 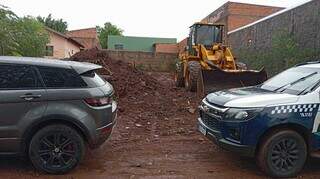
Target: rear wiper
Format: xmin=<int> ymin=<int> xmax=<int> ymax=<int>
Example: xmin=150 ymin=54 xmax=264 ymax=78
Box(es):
xmin=273 ymin=72 xmax=317 ymax=92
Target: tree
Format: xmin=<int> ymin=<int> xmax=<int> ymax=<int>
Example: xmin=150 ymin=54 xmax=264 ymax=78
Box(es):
xmin=37 ymin=14 xmax=68 ymax=33
xmin=15 ymin=17 xmax=49 ymax=57
xmin=0 ymin=5 xmax=18 ymax=55
xmin=0 ymin=5 xmax=49 ymax=57
xmin=97 ymin=22 xmax=123 ymax=49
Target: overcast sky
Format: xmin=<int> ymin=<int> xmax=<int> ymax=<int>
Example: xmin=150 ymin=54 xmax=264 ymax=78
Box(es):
xmin=1 ymin=0 xmax=309 ymax=40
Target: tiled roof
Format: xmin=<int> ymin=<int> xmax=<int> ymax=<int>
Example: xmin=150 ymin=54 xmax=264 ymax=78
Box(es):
xmin=45 ymin=27 xmax=84 ymax=48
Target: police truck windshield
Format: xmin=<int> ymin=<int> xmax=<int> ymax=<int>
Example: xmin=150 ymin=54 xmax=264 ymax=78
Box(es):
xmin=260 ymin=67 xmax=320 ymax=95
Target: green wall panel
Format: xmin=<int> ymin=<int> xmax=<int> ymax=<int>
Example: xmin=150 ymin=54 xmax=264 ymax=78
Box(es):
xmin=108 ymin=35 xmax=177 ymax=52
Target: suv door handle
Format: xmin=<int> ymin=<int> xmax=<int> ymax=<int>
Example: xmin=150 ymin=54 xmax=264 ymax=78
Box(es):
xmin=20 ymin=94 xmax=42 ymax=101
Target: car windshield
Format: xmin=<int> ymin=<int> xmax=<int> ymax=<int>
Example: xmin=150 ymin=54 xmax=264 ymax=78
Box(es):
xmin=260 ymin=67 xmax=320 ymax=95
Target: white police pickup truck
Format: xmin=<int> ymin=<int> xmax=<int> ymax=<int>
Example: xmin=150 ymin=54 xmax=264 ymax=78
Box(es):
xmin=198 ymin=61 xmax=320 ymax=178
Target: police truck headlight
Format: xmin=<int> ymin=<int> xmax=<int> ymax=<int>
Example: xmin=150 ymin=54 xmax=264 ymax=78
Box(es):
xmin=224 ymin=108 xmax=263 ymax=121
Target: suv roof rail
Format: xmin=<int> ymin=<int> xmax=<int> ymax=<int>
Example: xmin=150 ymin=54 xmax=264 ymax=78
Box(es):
xmin=295 ymin=61 xmax=320 ymax=67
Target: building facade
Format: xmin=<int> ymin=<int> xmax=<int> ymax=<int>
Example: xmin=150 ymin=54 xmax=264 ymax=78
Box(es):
xmin=178 ymin=2 xmax=283 ymax=52
xmin=201 ymin=2 xmax=284 ymax=33
xmin=45 ymin=28 xmax=84 ymax=59
xmin=66 ymin=28 xmax=101 ymax=49
xmin=108 ymin=35 xmax=177 ymax=53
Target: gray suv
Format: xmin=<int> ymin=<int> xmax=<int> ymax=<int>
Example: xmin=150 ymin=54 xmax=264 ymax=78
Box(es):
xmin=0 ymin=56 xmax=117 ymax=174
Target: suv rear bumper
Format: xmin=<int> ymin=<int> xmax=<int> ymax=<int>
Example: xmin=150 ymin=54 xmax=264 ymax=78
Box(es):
xmin=91 ymin=119 xmax=116 ymax=148
xmin=90 ymin=102 xmax=117 ymax=148
xmin=198 ymin=118 xmax=255 ymax=157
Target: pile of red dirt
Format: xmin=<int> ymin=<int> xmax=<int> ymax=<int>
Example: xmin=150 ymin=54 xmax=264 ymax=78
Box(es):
xmin=70 ymin=49 xmax=198 ymax=120
xmin=71 ymin=48 xmax=159 ymax=98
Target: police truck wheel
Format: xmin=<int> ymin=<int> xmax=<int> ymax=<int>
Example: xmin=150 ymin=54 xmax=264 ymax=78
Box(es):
xmin=257 ymin=129 xmax=307 ymax=178
xmin=185 ymin=61 xmax=201 ymax=92
xmin=174 ymin=62 xmax=184 ymax=87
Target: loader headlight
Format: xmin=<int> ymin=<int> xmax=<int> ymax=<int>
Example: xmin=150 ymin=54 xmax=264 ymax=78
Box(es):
xmin=224 ymin=108 xmax=263 ymax=121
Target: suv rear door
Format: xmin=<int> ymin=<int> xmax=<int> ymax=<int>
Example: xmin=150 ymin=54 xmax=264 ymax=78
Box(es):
xmin=0 ymin=64 xmax=47 ymax=153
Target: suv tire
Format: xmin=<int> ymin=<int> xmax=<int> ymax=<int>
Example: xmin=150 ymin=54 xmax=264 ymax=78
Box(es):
xmin=257 ymin=129 xmax=307 ymax=178
xmin=29 ymin=124 xmax=85 ymax=174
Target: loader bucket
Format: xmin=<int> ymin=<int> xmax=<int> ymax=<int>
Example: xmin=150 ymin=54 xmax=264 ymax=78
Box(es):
xmin=197 ymin=67 xmax=268 ymax=96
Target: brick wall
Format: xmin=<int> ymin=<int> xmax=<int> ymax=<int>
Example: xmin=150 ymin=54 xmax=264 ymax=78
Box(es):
xmin=67 ymin=28 xmax=98 ymax=38
xmin=202 ymin=2 xmax=283 ymax=32
xmin=227 ymin=3 xmax=283 ymax=32
xmin=178 ymin=38 xmax=188 ymax=53
xmin=105 ymin=50 xmax=178 ymax=72
xmin=67 ymin=28 xmax=101 ymax=49
xmin=154 ymin=43 xmax=179 ymax=54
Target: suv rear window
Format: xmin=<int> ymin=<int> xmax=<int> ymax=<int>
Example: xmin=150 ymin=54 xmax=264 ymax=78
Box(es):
xmin=0 ymin=64 xmax=42 ymax=89
xmin=38 ymin=66 xmax=87 ymax=88
xmin=81 ymin=70 xmax=106 ymax=87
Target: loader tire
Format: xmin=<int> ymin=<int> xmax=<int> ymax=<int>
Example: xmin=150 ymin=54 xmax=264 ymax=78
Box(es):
xmin=174 ymin=62 xmax=184 ymax=87
xmin=185 ymin=61 xmax=201 ymax=92
xmin=197 ymin=70 xmax=205 ymax=97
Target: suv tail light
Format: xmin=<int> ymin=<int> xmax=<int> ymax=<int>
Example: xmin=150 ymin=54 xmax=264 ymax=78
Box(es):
xmin=84 ymin=97 xmax=111 ymax=107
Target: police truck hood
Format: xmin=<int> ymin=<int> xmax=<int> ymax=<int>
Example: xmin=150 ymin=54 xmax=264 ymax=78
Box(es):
xmin=206 ymin=87 xmax=299 ymax=108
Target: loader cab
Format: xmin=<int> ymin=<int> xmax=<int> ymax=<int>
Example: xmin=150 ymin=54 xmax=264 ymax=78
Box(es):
xmin=187 ymin=23 xmax=224 ymax=55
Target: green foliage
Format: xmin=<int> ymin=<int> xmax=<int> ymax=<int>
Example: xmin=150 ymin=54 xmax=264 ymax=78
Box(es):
xmin=237 ymin=30 xmax=318 ymax=76
xmin=37 ymin=14 xmax=68 ymax=33
xmin=0 ymin=5 xmax=18 ymax=55
xmin=97 ymin=22 xmax=123 ymax=49
xmin=0 ymin=5 xmax=49 ymax=57
xmin=15 ymin=17 xmax=49 ymax=57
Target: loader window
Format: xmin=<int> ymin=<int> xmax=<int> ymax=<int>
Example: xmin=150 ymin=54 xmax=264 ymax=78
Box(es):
xmin=190 ymin=27 xmax=195 ymax=46
xmin=196 ymin=25 xmax=222 ymax=46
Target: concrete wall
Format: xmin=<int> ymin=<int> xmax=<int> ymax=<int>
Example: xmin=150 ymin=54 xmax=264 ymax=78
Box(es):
xmin=108 ymin=35 xmax=177 ymax=52
xmin=45 ymin=31 xmax=81 ymax=59
xmin=228 ymin=0 xmax=320 ymax=61
xmin=105 ymin=50 xmax=177 ymax=72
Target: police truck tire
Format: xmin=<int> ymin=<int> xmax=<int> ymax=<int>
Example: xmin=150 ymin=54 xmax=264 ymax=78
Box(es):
xmin=185 ymin=61 xmax=201 ymax=92
xmin=174 ymin=62 xmax=184 ymax=87
xmin=257 ymin=129 xmax=307 ymax=178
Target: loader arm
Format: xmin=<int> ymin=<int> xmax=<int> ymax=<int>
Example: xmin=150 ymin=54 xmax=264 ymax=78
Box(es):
xmin=199 ymin=44 xmax=237 ymax=70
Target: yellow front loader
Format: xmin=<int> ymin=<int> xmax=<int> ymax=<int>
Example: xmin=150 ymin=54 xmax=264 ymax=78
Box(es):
xmin=175 ymin=23 xmax=267 ymax=95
